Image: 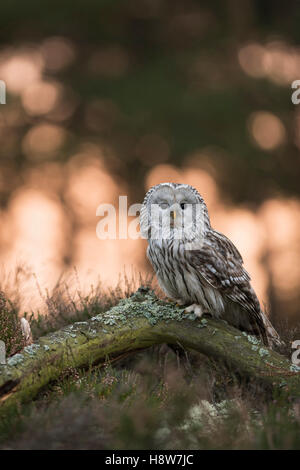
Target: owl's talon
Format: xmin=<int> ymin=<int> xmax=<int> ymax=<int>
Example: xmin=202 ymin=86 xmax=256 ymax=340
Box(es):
xmin=166 ymin=298 xmax=185 ymax=307
xmin=184 ymin=304 xmax=204 ymax=318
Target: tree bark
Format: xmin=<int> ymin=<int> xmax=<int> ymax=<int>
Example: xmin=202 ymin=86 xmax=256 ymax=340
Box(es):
xmin=0 ymin=288 xmax=299 ymax=414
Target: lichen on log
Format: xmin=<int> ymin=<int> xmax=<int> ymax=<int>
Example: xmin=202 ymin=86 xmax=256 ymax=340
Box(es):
xmin=0 ymin=287 xmax=299 ymax=414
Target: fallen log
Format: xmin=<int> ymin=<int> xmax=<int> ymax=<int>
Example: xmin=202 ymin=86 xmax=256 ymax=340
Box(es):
xmin=0 ymin=287 xmax=299 ymax=414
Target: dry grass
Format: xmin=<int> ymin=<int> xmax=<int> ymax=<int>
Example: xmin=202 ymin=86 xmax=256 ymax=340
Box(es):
xmin=0 ymin=291 xmax=25 ymax=356
xmin=0 ymin=269 xmax=299 ymax=449
xmin=28 ymin=269 xmax=156 ymax=339
xmin=1 ymin=347 xmax=300 ymax=450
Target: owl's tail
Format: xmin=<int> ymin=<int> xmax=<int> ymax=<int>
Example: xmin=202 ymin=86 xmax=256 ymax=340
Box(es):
xmin=226 ymin=301 xmax=283 ymax=349
xmin=259 ymin=311 xmax=284 ymax=349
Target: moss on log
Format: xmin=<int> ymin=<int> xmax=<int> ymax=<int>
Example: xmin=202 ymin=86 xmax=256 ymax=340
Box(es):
xmin=0 ymin=288 xmax=299 ymax=413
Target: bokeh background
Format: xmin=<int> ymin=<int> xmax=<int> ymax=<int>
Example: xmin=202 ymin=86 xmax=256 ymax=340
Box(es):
xmin=0 ymin=0 xmax=299 ymax=324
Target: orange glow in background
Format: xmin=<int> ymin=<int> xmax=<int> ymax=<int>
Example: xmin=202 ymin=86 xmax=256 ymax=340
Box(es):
xmin=0 ymin=38 xmax=299 ymax=321
xmin=0 ymin=155 xmax=299 ymax=318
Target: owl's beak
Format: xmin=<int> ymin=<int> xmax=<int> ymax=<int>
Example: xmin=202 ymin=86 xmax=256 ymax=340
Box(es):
xmin=170 ymin=210 xmax=176 ymax=227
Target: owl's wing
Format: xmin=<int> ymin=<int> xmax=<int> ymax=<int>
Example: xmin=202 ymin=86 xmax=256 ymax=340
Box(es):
xmin=187 ymin=229 xmax=270 ymax=341
xmin=188 ymin=230 xmax=254 ymax=306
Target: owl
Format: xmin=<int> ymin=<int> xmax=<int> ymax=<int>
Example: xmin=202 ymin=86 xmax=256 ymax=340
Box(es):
xmin=140 ymin=182 xmax=282 ymax=348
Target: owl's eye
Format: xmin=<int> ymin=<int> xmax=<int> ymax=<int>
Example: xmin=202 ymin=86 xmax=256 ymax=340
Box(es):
xmin=180 ymin=202 xmax=187 ymax=210
xmin=160 ymin=202 xmax=169 ymax=209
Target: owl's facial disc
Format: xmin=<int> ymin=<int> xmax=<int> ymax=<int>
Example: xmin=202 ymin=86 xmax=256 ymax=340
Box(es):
xmin=141 ymin=183 xmax=208 ymax=242
xmin=150 ymin=201 xmax=201 ymax=240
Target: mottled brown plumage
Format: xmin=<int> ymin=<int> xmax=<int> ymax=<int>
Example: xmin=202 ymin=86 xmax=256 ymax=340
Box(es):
xmin=140 ymin=182 xmax=282 ymax=347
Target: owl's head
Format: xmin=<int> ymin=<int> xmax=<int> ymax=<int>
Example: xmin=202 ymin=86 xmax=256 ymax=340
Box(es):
xmin=140 ymin=182 xmax=210 ymax=242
